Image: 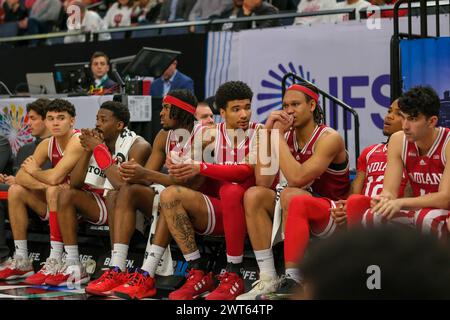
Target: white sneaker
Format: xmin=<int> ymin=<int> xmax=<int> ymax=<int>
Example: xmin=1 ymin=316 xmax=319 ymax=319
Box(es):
xmin=45 ymin=260 xmax=91 ymax=287
xmin=236 ymin=273 xmax=280 ymax=300
xmin=24 ymin=257 xmax=62 ymax=285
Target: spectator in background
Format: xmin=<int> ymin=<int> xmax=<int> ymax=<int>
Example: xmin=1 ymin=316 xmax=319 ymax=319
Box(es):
xmin=131 ymin=0 xmax=162 ymax=24
xmin=157 ymin=0 xmax=196 ymax=23
xmin=150 ymin=59 xmax=194 ymax=97
xmin=370 ymin=0 xmax=407 ymax=17
xmin=64 ymin=1 xmax=111 ymax=43
xmin=3 ymin=0 xmax=28 ymax=34
xmin=0 ymin=98 xmax=51 ymax=265
xmin=233 ymin=0 xmax=280 ymax=31
xmin=88 ymin=51 xmax=117 ymax=93
xmin=213 ymin=0 xmax=243 ymax=31
xmin=294 ymin=0 xmax=338 ymax=25
xmin=188 ymin=0 xmax=233 ymax=21
xmin=26 ymin=0 xmax=62 ymax=35
xmin=335 ymin=0 xmax=371 ymax=20
xmin=195 ymin=101 xmax=215 ymax=127
xmin=103 ymin=0 xmax=134 ymax=28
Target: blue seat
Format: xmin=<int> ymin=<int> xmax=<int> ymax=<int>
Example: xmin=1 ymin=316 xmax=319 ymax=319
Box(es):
xmin=0 ymin=22 xmax=19 ymax=38
xmin=131 ymin=29 xmax=160 ymax=38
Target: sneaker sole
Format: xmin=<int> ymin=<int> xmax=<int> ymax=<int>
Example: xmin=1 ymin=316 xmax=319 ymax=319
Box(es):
xmin=114 ymin=288 xmax=157 ymax=300
xmin=46 ymin=276 xmax=90 ymax=287
xmin=2 ymin=271 xmax=35 ymax=280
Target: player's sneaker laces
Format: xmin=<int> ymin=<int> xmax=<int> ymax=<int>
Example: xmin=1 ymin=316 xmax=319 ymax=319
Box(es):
xmin=113 ymin=268 xmax=156 ymax=300
xmin=205 ymin=271 xmax=245 ymax=300
xmin=0 ymin=255 xmax=34 ymax=280
xmin=45 ymin=259 xmax=95 ymax=287
xmin=24 ymin=257 xmax=63 ymax=285
xmin=168 ymin=269 xmax=215 ymax=300
xmin=255 ymin=275 xmax=300 ymax=300
xmin=236 ymin=273 xmax=280 ymax=300
xmin=85 ymin=267 xmax=129 ymax=296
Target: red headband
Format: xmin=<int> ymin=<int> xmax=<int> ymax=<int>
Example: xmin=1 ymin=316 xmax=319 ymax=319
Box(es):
xmin=287 ymin=84 xmax=319 ymax=102
xmin=163 ymin=95 xmax=196 ymax=115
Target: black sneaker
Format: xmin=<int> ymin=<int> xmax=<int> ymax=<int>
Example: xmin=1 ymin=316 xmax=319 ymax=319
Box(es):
xmin=255 ymin=276 xmax=299 ymax=300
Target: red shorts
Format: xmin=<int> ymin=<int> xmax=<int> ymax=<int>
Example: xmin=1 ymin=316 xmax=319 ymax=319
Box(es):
xmin=197 ymin=195 xmax=224 ymax=236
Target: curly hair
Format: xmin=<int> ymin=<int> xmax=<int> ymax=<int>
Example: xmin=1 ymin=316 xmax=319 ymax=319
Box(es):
xmin=398 ymin=86 xmax=440 ymax=118
xmin=100 ymin=101 xmax=130 ymax=127
xmin=46 ymin=99 xmax=76 ymax=117
xmin=167 ymin=89 xmax=198 ymax=128
xmin=215 ymin=81 xmax=253 ymax=111
xmin=26 ymin=98 xmax=51 ymax=119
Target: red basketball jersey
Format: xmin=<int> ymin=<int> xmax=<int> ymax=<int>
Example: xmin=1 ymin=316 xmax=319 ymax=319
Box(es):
xmin=358 ymin=143 xmax=408 ymax=197
xmin=165 ymin=123 xmax=203 ymax=157
xmin=285 ymin=125 xmax=350 ymax=200
xmin=402 ymin=127 xmax=450 ymax=197
xmin=47 ymin=129 xmax=81 ymax=183
xmin=213 ymin=122 xmax=261 ymax=165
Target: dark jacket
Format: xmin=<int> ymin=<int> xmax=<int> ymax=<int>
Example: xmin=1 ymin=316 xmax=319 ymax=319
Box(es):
xmin=232 ymin=2 xmax=280 ymax=31
xmin=158 ymin=0 xmax=196 ymax=22
xmin=3 ymin=2 xmax=28 ymax=22
xmin=151 ymin=70 xmax=194 ymax=97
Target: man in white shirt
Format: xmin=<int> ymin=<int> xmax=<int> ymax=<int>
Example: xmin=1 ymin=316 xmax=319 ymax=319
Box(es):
xmin=294 ymin=0 xmax=338 ymax=25
xmin=64 ymin=1 xmax=111 ymax=43
xmin=335 ymin=0 xmax=371 ymax=20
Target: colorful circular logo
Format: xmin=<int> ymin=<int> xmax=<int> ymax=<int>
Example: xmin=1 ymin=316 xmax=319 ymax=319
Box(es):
xmin=0 ymin=103 xmax=34 ymax=155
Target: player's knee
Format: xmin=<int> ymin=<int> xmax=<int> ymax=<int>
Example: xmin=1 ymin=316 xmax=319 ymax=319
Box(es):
xmin=57 ymin=189 xmax=76 ymax=209
xmin=159 ymin=185 xmax=181 ymax=204
xmin=287 ymin=195 xmax=312 ymax=215
xmin=243 ymin=186 xmax=265 ymax=217
xmin=7 ymin=184 xmax=26 ymax=201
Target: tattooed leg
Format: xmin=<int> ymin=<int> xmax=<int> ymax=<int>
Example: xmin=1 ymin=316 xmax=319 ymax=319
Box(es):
xmin=159 ymin=185 xmax=211 ymax=255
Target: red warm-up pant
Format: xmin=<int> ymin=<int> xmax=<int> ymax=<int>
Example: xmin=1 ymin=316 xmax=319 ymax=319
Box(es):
xmin=284 ymin=195 xmax=335 ymax=265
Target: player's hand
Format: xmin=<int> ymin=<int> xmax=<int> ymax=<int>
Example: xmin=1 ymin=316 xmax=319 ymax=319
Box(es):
xmin=22 ymin=156 xmax=40 ymax=175
xmin=80 ymin=128 xmax=104 ymax=152
xmin=373 ymin=198 xmax=403 ymax=220
xmin=330 ymin=200 xmax=347 ymax=226
xmin=58 ymin=183 xmax=70 ymax=190
xmin=0 ymin=174 xmax=5 ymax=184
xmin=265 ymin=111 xmax=292 ymax=130
xmin=3 ymin=175 xmax=16 ymax=186
xmin=166 ymin=153 xmax=200 ymax=180
xmin=273 ymin=118 xmax=293 ymax=134
xmin=119 ymin=158 xmax=147 ymax=183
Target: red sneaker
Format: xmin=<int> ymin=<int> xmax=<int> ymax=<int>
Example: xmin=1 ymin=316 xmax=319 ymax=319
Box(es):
xmin=0 ymin=256 xmax=34 ymax=280
xmin=85 ymin=267 xmax=128 ymax=296
xmin=168 ymin=269 xmax=216 ymax=300
xmin=45 ymin=261 xmax=90 ymax=287
xmin=113 ymin=270 xmax=156 ymax=300
xmin=205 ymin=272 xmax=245 ymax=300
xmin=24 ymin=258 xmax=62 ymax=285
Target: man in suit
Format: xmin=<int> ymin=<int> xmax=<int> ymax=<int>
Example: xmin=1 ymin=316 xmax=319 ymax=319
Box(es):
xmin=150 ymin=60 xmax=194 ymax=97
xmin=157 ymin=0 xmax=196 ymax=23
xmin=89 ymin=51 xmax=117 ymax=93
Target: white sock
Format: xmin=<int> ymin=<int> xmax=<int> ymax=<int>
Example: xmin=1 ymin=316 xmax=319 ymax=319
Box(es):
xmin=285 ymin=268 xmax=302 ymax=284
xmin=141 ymin=245 xmax=165 ymax=277
xmin=183 ymin=250 xmax=201 ymax=262
xmin=110 ymin=243 xmax=129 ymax=271
xmin=49 ymin=241 xmax=64 ymax=260
xmin=64 ymin=245 xmax=79 ymax=264
xmin=254 ymin=249 xmax=277 ymax=278
xmin=227 ymin=254 xmax=243 ymax=265
xmin=14 ymin=240 xmax=28 ymax=259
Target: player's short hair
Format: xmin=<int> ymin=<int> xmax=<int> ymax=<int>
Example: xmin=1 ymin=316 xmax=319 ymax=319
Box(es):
xmin=301 ymin=227 xmax=450 ymax=299
xmin=215 ymin=81 xmax=253 ymax=111
xmin=168 ymin=89 xmax=198 ymax=128
xmin=398 ymin=86 xmax=440 ymax=119
xmin=46 ymin=98 xmax=76 ymax=117
xmin=100 ymin=101 xmax=130 ymax=127
xmin=300 ymin=82 xmax=324 ymax=125
xmin=26 ymin=98 xmax=51 ymax=119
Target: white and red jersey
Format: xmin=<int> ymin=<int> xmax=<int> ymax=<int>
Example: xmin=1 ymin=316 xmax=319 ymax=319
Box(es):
xmin=165 ymin=123 xmax=203 ymax=157
xmin=285 ymin=124 xmax=350 ymax=200
xmin=47 ymin=129 xmax=81 ymax=184
xmin=402 ymin=127 xmax=450 ymax=197
xmin=358 ymin=143 xmax=407 ymax=198
xmin=213 ymin=122 xmax=261 ymax=165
